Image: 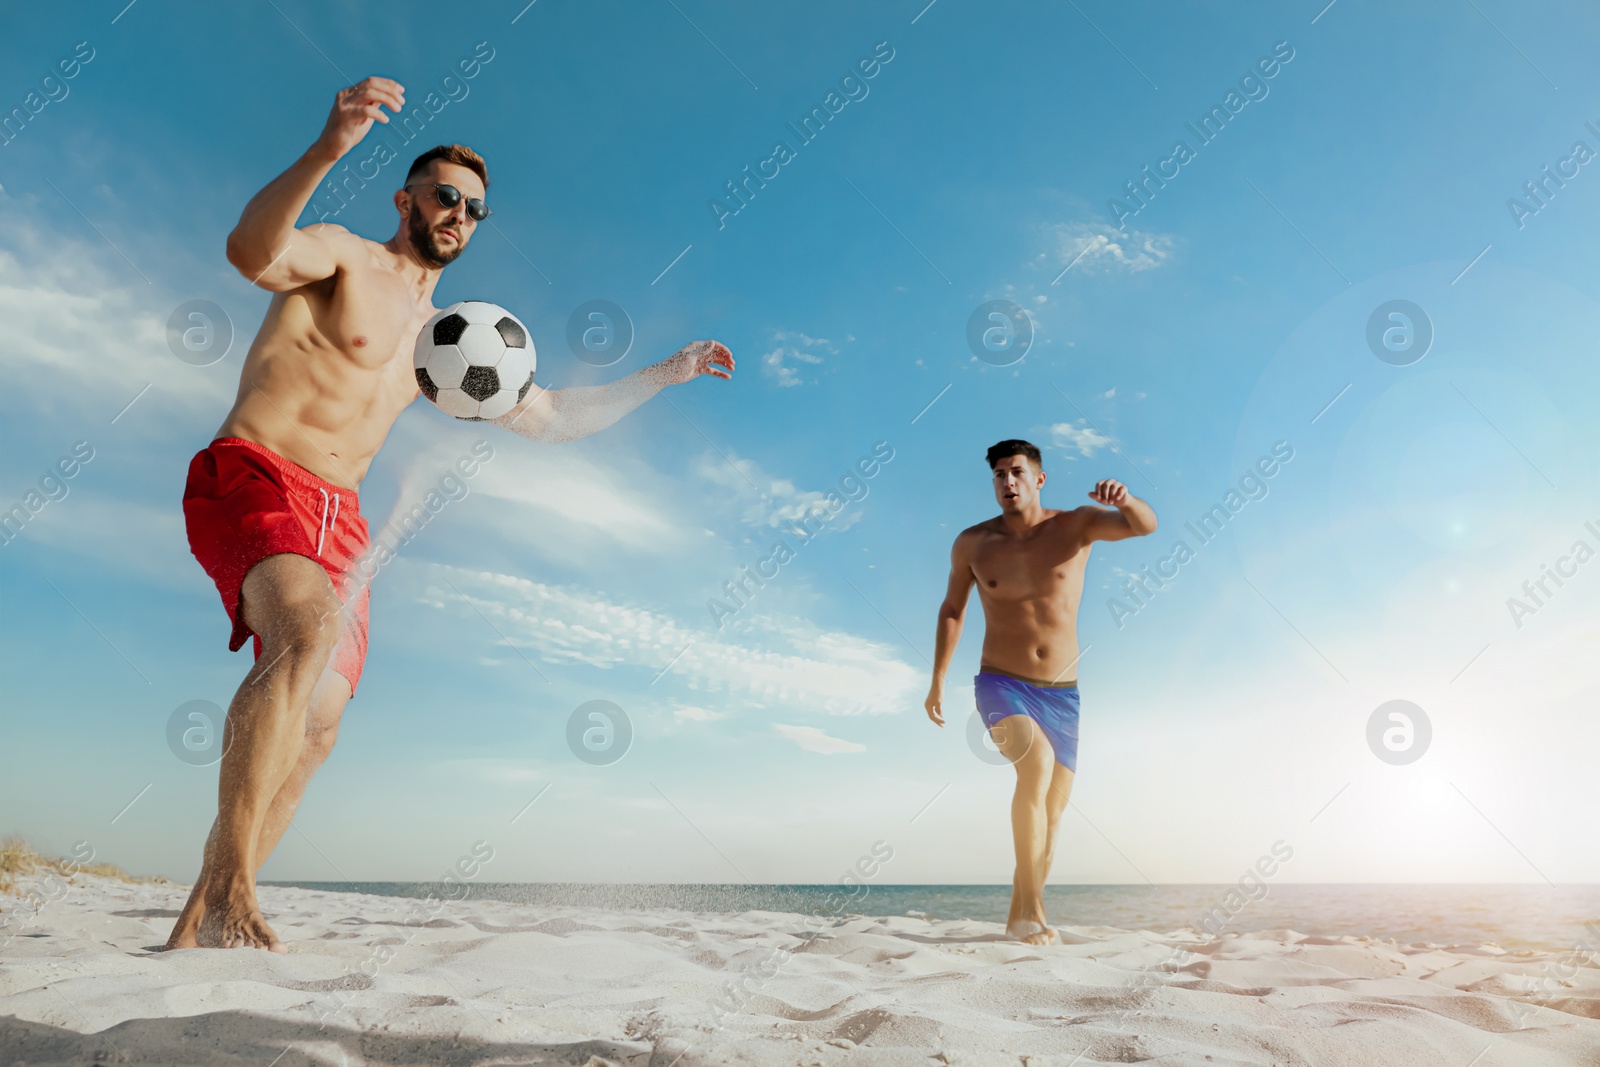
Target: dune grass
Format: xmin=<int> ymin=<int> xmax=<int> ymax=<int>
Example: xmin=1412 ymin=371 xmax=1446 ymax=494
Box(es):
xmin=0 ymin=838 xmax=163 ymax=896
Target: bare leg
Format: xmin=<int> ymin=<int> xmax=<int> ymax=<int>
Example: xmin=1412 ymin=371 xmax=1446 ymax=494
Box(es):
xmin=992 ymin=714 xmax=1059 ymax=945
xmin=1036 ymin=762 xmax=1076 ymax=902
xmin=173 ymin=555 xmax=344 ymax=951
xmin=166 ymin=669 xmax=351 ymax=949
xmin=166 ymin=826 xmax=219 ymax=950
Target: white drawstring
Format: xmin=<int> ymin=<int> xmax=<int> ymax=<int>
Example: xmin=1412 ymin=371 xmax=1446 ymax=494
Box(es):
xmin=316 ymin=488 xmax=340 ymax=556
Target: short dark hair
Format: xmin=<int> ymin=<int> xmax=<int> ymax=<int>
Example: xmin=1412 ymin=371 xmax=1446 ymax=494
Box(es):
xmin=987 ymin=439 xmax=1042 ymax=470
xmin=405 ymin=144 xmax=490 ymax=190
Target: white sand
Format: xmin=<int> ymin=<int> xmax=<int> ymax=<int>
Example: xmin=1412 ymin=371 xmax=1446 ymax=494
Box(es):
xmin=3 ymin=874 xmax=1597 ymax=1066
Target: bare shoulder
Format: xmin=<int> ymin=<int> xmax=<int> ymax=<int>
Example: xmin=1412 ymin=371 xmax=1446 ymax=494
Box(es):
xmin=301 ymin=222 xmax=360 ymax=254
xmin=302 ymin=223 xmax=380 ymax=265
xmin=949 ymin=521 xmax=992 ymax=563
xmin=956 ymin=518 xmax=1001 ymax=543
xmin=301 ymin=222 xmax=352 ymax=238
xmin=1048 ymin=507 xmax=1099 ymax=542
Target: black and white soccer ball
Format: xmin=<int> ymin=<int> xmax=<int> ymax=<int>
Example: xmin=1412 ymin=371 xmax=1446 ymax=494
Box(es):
xmin=414 ymin=301 xmax=536 ymax=421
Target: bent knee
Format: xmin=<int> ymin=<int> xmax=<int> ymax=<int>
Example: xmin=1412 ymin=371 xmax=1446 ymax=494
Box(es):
xmin=1012 ymin=756 xmax=1060 ymax=797
xmin=302 ymin=723 xmax=340 ymax=765
xmin=260 ymin=608 xmax=345 ymax=666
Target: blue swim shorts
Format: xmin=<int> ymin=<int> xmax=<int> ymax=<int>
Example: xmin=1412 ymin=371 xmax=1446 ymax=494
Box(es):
xmin=974 ymin=668 xmax=1081 ymax=771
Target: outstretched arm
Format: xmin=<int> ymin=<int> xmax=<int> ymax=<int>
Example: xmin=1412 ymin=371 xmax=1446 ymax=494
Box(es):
xmin=1079 ymin=478 xmax=1158 ymax=541
xmin=226 ymin=76 xmax=405 ymax=290
xmin=925 ymin=533 xmax=978 ymax=727
xmin=492 ymin=340 xmax=734 ymax=444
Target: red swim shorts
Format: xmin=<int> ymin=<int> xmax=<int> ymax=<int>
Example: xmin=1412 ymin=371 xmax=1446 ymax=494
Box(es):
xmin=183 ymin=436 xmax=371 ymax=695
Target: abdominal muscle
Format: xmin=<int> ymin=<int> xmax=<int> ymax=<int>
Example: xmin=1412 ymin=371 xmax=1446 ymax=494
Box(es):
xmin=977 ymin=595 xmax=1083 ymax=684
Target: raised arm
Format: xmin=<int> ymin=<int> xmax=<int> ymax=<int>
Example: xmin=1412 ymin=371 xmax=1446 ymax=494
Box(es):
xmin=924 ymin=532 xmax=978 ymax=726
xmin=492 ymin=340 xmax=733 ymax=444
xmin=1079 ymin=478 xmax=1158 ymax=542
xmin=225 ymin=77 xmax=405 ymax=290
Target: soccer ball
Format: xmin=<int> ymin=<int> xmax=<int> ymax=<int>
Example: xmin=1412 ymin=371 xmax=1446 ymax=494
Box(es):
xmin=414 ymin=301 xmax=536 ymax=421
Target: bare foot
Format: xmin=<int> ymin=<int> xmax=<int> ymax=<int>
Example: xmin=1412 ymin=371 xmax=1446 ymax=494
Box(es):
xmin=197 ymin=878 xmax=284 ymax=952
xmin=164 ymin=877 xmax=209 ymax=950
xmin=1006 ymin=919 xmax=1059 ymax=946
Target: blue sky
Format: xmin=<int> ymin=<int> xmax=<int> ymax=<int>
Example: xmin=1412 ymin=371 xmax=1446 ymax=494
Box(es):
xmin=1 ymin=0 xmax=1595 ymax=888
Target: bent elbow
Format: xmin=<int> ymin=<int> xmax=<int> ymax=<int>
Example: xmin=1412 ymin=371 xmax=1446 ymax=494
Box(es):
xmin=225 ymin=231 xmax=263 ymax=278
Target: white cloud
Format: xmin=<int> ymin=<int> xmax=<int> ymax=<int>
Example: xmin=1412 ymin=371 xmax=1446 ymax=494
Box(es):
xmin=761 ymin=329 xmax=833 ymax=388
xmin=1104 ymin=387 xmax=1117 ymax=399
xmin=772 ymin=723 xmax=865 ymax=754
xmin=1047 ymin=221 xmax=1175 ymax=275
xmin=673 ymin=704 xmax=725 ymax=723
xmin=694 ymin=450 xmax=864 ymax=534
xmin=772 ymin=329 xmax=832 ymax=349
xmin=1050 ymin=420 xmax=1112 ymax=458
xmin=762 ymin=347 xmax=803 ymax=388
xmin=464 ymin=440 xmax=688 ymax=556
xmin=0 ymin=207 xmax=236 ymax=419
xmin=5 ymin=491 xmax=191 ymax=587
xmin=318 ymin=411 xmax=707 ymax=589
xmin=423 ymin=564 xmax=922 ymax=716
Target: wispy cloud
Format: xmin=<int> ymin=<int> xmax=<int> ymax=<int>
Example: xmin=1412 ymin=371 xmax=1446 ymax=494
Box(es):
xmin=466 ymin=441 xmax=690 ymax=557
xmin=5 ymin=491 xmax=189 ymax=586
xmin=1046 ymin=221 xmax=1175 ymax=275
xmin=1050 ymin=419 xmax=1112 ymax=458
xmin=0 ymin=208 xmax=235 ymax=419
xmin=673 ymin=704 xmax=727 ymax=724
xmin=694 ymin=450 xmax=865 ymax=534
xmin=772 ymin=723 xmax=865 ymax=754
xmin=761 ymin=329 xmax=834 ymax=388
xmin=425 ymin=564 xmax=921 ymax=716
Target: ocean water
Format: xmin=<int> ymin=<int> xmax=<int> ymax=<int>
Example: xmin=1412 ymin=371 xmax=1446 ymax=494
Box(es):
xmin=267 ymin=881 xmax=1600 ymax=955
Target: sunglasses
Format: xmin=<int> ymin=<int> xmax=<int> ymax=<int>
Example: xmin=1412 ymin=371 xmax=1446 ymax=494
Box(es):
xmin=405 ymin=182 xmax=491 ymax=222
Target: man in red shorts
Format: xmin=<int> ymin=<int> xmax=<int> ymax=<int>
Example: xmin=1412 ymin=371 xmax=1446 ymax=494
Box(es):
xmin=169 ymin=77 xmax=734 ymax=951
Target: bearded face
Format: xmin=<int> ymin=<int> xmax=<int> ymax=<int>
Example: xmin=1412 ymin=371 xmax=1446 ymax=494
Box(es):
xmin=407 ymin=200 xmax=465 ymax=268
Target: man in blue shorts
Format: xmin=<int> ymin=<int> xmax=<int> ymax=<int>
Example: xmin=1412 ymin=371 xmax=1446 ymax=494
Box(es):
xmin=924 ymin=440 xmax=1157 ymax=944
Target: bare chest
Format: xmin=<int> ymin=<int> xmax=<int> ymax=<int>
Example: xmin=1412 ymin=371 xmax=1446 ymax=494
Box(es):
xmin=318 ymin=265 xmax=435 ymax=374
xmin=972 ymin=533 xmax=1090 ymax=603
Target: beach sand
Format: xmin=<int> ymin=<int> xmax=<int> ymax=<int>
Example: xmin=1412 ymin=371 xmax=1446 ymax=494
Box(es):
xmin=3 ymin=873 xmax=1597 ymax=1066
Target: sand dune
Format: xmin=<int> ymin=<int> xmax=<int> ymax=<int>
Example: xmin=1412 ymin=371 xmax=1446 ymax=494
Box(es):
xmin=2 ymin=874 xmax=1597 ymax=1066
